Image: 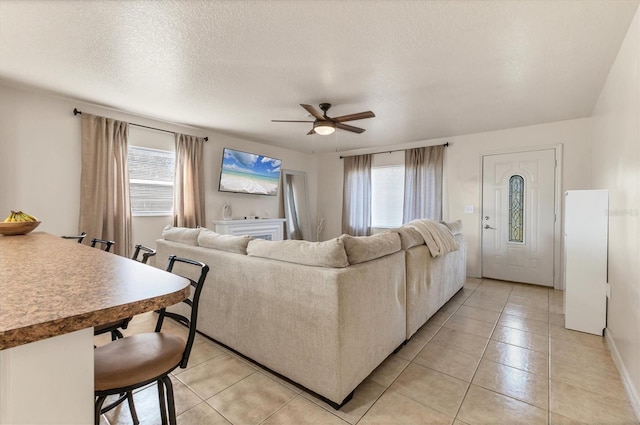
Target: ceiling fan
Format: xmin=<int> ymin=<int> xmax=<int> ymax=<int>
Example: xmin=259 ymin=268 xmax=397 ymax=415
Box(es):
xmin=272 ymin=103 xmax=375 ymax=136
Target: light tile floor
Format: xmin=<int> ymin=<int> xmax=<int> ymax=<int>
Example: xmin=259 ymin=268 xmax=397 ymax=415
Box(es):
xmin=96 ymin=278 xmax=639 ymax=425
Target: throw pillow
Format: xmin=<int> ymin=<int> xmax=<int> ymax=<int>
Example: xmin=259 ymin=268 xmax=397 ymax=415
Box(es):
xmin=441 ymin=220 xmax=463 ymax=235
xmin=198 ymin=229 xmax=251 ymax=255
xmin=339 ymin=232 xmax=401 ymax=265
xmin=162 ymin=225 xmax=202 ymax=246
xmin=246 ymin=238 xmax=349 ymax=268
xmin=393 ymin=226 xmax=425 ymax=250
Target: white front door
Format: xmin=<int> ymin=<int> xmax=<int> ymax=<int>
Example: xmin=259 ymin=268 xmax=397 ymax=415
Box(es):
xmin=481 ymin=149 xmax=556 ymax=286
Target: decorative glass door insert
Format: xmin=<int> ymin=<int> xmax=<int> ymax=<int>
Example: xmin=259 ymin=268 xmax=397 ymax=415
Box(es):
xmin=508 ymin=175 xmax=524 ymax=243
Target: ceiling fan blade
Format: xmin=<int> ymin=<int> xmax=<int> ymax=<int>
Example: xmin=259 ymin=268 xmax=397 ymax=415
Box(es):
xmin=271 ymin=120 xmax=314 ymax=123
xmin=333 ymin=111 xmax=376 ymax=122
xmin=300 ymin=104 xmax=325 ymax=120
xmin=307 ymin=128 xmax=316 ymax=135
xmin=336 ymin=122 xmax=366 ymax=134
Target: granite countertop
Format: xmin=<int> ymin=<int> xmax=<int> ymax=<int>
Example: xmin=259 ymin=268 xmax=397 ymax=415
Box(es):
xmin=0 ymin=232 xmax=190 ymax=350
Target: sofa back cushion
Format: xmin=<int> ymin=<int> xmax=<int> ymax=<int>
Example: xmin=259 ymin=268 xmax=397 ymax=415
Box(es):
xmin=247 ymin=238 xmax=349 ymax=268
xmin=393 ymin=226 xmax=425 ymax=250
xmin=339 ymin=232 xmax=401 ymax=265
xmin=198 ymin=229 xmax=252 ymax=255
xmin=162 ymin=225 xmax=202 ymax=246
xmin=442 ymin=219 xmax=463 ymax=235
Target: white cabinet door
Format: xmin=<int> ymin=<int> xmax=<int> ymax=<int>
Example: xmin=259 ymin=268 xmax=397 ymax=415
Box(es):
xmin=564 ymin=190 xmax=608 ymax=335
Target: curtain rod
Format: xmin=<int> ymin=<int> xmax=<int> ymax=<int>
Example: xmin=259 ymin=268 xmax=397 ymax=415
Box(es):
xmin=339 ymin=142 xmax=449 ymax=159
xmin=73 ymin=108 xmax=208 ymax=142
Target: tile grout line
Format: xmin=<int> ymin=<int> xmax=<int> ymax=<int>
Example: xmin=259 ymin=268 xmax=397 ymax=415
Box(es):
xmin=201 ymin=371 xmax=262 ymax=425
xmin=352 ymin=317 xmax=451 ymax=424
xmin=450 ymin=278 xmax=512 ymax=422
xmin=255 ymin=393 xmax=304 ymax=425
xmin=454 ymin=281 xmax=557 ymax=420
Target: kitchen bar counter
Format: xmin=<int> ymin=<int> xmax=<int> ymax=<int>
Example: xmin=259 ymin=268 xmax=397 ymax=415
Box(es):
xmin=0 ymin=231 xmax=190 ymax=424
xmin=0 ymin=232 xmax=190 ymax=350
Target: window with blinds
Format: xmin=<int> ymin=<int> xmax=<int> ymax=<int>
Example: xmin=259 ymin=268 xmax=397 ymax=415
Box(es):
xmin=128 ymin=146 xmax=175 ymax=216
xmin=371 ymin=165 xmax=405 ymax=228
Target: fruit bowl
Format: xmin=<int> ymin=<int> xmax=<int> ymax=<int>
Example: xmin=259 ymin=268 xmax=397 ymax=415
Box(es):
xmin=0 ymin=221 xmax=41 ymax=236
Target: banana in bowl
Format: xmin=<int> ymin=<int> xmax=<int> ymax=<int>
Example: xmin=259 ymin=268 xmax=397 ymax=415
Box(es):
xmin=0 ymin=211 xmax=41 ymax=236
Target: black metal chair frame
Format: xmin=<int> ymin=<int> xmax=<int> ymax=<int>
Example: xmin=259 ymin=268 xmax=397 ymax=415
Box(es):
xmin=61 ymin=232 xmax=87 ymax=244
xmin=94 ymin=319 xmax=130 ymax=341
xmin=132 ymin=244 xmax=157 ymax=264
xmin=94 ymin=256 xmax=209 ymax=425
xmin=91 ymin=238 xmax=115 ymax=252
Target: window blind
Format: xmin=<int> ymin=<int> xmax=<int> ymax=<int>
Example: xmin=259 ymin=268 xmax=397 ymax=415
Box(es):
xmin=128 ymin=146 xmax=175 ymax=215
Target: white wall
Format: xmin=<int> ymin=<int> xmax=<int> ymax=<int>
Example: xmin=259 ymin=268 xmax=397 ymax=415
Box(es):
xmin=0 ymin=83 xmax=317 ymax=250
xmin=590 ymin=7 xmax=640 ymax=416
xmin=317 ymin=118 xmax=591 ymax=278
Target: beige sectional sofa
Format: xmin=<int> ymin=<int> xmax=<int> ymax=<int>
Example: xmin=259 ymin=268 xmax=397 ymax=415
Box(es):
xmin=154 ymin=229 xmax=407 ymax=407
xmin=152 ymin=220 xmax=465 ymax=408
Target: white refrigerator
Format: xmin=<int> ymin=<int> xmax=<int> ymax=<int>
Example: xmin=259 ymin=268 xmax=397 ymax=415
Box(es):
xmin=563 ymin=190 xmax=608 ymax=335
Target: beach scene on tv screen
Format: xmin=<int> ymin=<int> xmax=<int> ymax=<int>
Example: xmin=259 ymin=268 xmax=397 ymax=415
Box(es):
xmin=219 ymin=149 xmax=281 ymax=196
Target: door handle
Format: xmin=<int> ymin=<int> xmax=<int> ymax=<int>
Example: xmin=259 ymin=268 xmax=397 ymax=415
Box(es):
xmin=484 ymin=224 xmax=496 ymax=230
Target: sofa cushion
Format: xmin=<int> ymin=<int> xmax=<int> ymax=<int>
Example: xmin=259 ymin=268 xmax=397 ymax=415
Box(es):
xmin=162 ymin=225 xmax=202 ymax=246
xmin=339 ymin=232 xmax=401 ymax=265
xmin=393 ymin=226 xmax=425 ymax=250
xmin=198 ymin=229 xmax=251 ymax=255
xmin=442 ymin=220 xmax=463 ymax=235
xmin=247 ymin=238 xmax=349 ymax=268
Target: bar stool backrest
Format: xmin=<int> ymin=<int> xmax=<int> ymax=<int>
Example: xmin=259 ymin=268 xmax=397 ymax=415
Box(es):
xmin=155 ymin=255 xmax=209 ymax=369
xmin=61 ymin=232 xmax=87 ymax=244
xmin=91 ymin=238 xmax=115 ymax=252
xmin=132 ymin=244 xmax=157 ymax=264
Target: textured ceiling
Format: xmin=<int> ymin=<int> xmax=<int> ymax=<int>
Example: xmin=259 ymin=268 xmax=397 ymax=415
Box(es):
xmin=0 ymin=0 xmax=638 ymax=153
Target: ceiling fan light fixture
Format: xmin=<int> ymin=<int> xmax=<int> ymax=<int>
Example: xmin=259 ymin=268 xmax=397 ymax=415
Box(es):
xmin=313 ymin=120 xmax=336 ymax=136
xmin=273 ymin=103 xmax=372 ymax=135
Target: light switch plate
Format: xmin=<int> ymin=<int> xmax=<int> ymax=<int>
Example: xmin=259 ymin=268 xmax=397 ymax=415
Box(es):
xmin=464 ymin=205 xmax=474 ymax=214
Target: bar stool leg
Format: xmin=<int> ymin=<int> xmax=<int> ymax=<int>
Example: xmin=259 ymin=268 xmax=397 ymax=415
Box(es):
xmin=126 ymin=391 xmax=139 ymax=425
xmin=95 ymin=395 xmax=107 ymax=425
xmin=157 ymin=380 xmax=168 ymax=425
xmin=162 ymin=375 xmax=177 ymax=425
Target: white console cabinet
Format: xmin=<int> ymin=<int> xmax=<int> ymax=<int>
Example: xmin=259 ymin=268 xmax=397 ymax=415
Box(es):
xmin=213 ymin=218 xmax=285 ymax=241
xmin=563 ymin=190 xmax=608 ymax=335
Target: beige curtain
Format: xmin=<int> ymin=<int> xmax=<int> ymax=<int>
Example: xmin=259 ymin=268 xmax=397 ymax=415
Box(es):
xmin=342 ymin=154 xmax=372 ymax=236
xmin=173 ymin=133 xmax=205 ymax=228
xmin=403 ymin=145 xmax=444 ymax=223
xmin=79 ymin=114 xmax=132 ymax=257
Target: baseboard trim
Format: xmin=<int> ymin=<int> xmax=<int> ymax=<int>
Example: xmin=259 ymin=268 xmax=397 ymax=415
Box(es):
xmin=605 ymin=327 xmax=640 ymax=422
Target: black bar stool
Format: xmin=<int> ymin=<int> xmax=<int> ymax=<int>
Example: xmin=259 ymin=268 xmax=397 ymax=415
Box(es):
xmin=94 ymin=256 xmax=209 ymax=425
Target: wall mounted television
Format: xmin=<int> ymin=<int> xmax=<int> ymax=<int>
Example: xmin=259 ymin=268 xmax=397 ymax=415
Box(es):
xmin=218 ymin=147 xmax=282 ymax=196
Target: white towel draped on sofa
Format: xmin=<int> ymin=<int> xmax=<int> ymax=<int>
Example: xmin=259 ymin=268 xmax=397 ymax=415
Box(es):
xmin=407 ymin=219 xmax=459 ymax=257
